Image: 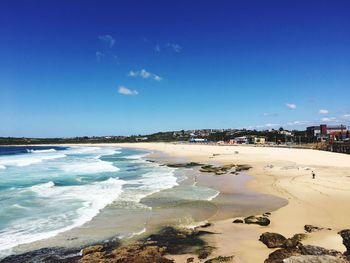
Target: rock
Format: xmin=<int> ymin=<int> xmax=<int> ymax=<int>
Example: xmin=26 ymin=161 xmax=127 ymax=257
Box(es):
xmin=283 ymin=255 xmax=348 ymax=263
xmin=0 ymin=247 xmax=82 ymax=263
xmin=82 ymin=245 xmax=104 ymax=256
xmin=197 ymin=245 xmax=215 ymax=259
xmin=283 ymin=234 xmax=308 ymax=248
xmin=199 ymin=222 xmax=212 ymax=228
xmin=259 ymin=232 xmax=287 ymax=248
xmin=304 ymin=225 xmax=325 ymax=233
xmin=187 ymin=257 xmax=194 ymax=263
xmin=235 ymin=164 xmax=252 ymax=171
xmin=79 ymin=243 xmax=174 ymax=263
xmin=300 ymin=245 xmax=343 ymax=257
xmin=166 ymin=162 xmax=203 ymax=168
xmin=244 ymin=215 xmax=270 ymax=226
xmin=339 ymin=229 xmax=350 ymax=255
xmin=232 ymin=219 xmax=244 ymax=224
xmin=146 ymin=226 xmax=211 ymax=255
xmin=263 ymin=212 xmax=272 ymax=217
xmin=204 ymin=255 xmax=234 ymax=263
xmin=264 ymin=248 xmax=301 ymax=263
xmin=199 ymin=164 xmax=251 ymax=175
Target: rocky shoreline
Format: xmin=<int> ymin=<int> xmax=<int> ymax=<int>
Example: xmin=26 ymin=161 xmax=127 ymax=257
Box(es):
xmin=3 ymin=219 xmax=349 ymax=263
xmin=2 ymin=161 xmax=349 ymax=263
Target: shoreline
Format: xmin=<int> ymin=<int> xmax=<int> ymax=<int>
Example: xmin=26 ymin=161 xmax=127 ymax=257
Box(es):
xmin=1 ymin=143 xmax=350 ymax=262
xmin=107 ymin=143 xmax=350 ymax=262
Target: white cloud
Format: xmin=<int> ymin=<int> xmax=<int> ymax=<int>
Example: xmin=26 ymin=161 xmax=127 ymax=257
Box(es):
xmin=343 ymin=114 xmax=350 ymax=119
xmin=118 ymin=86 xmax=138 ymax=96
xmin=265 ymin=123 xmax=280 ymax=127
xmin=98 ymin=34 xmax=116 ymax=47
xmin=286 ymin=103 xmax=297 ymax=110
xmin=153 ymin=75 xmax=162 ymax=81
xmin=319 ymin=109 xmax=329 ymax=114
xmin=166 ymin=43 xmax=182 ymax=52
xmin=321 ymin=117 xmax=337 ymax=122
xmin=95 ymin=51 xmax=104 ymax=61
xmin=128 ymin=69 xmax=162 ymax=81
xmin=262 ymin=112 xmax=278 ymax=117
xmin=140 ymin=69 xmax=151 ymax=78
xmin=286 ymin=120 xmax=309 ymax=126
xmin=154 ymin=44 xmax=161 ymax=52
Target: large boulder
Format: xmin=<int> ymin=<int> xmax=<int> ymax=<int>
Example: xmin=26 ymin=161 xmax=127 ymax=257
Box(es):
xmin=300 ymin=245 xmax=343 ymax=257
xmin=264 ymin=248 xmax=301 ymax=263
xmin=244 ymin=216 xmax=270 ymax=226
xmin=259 ymin=232 xmax=287 ymax=248
xmin=339 ymin=229 xmax=350 ymax=255
xmin=284 ymin=255 xmax=348 ymax=263
xmin=283 ymin=234 xmax=308 ymax=248
xmin=232 ymin=219 xmax=244 ymax=224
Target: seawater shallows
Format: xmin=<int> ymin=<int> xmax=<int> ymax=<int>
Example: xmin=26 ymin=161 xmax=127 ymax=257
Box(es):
xmin=0 ymin=146 xmax=219 ymax=258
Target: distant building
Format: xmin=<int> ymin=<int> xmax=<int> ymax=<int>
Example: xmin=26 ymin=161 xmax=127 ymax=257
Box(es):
xmin=307 ymin=124 xmax=348 ymax=141
xmin=135 ymin=137 xmax=148 ymax=142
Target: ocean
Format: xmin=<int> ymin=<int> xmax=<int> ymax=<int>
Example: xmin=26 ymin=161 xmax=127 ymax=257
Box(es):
xmin=0 ymin=146 xmax=219 ymax=258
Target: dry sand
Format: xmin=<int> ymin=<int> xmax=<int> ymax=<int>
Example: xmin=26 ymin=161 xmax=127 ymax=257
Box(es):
xmin=105 ymin=142 xmax=350 ymax=262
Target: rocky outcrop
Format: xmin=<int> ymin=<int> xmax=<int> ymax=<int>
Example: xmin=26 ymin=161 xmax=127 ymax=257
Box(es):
xmin=0 ymin=247 xmax=82 ymax=263
xmin=204 ymin=256 xmax=234 ymax=263
xmin=259 ymin=232 xmax=287 ymax=248
xmin=283 ymin=234 xmax=308 ymax=248
xmin=300 ymin=245 xmax=343 ymax=257
xmin=232 ymin=219 xmax=244 ymax=224
xmin=265 ymin=248 xmax=301 ymax=263
xmin=339 ymin=229 xmax=350 ymax=255
xmin=197 ymin=245 xmax=215 ymax=259
xmin=262 ymin=230 xmax=349 ymax=263
xmin=79 ymin=243 xmax=174 ymax=263
xmin=244 ymin=215 xmax=270 ymax=226
xmin=260 ymin=232 xmax=307 ymax=249
xmin=165 ymin=162 xmax=203 ymax=168
xmin=146 ymin=226 xmax=212 ymax=255
xmin=304 ymin=225 xmax=330 ymax=233
xmin=199 ymin=164 xmax=252 ymax=175
xmin=284 ymin=255 xmax=348 ymax=263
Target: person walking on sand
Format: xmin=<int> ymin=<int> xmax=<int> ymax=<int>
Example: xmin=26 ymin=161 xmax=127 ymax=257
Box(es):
xmin=312 ymin=171 xmax=315 ymax=179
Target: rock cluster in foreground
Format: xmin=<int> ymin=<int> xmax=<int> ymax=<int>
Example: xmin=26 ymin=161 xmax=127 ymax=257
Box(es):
xmin=260 ymin=228 xmax=350 ymax=263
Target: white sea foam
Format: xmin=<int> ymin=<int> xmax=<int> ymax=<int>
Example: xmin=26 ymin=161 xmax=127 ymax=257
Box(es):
xmin=0 ymin=177 xmax=125 ymax=252
xmin=0 ymin=164 xmax=6 ymax=170
xmin=122 ymin=153 xmax=150 ymax=160
xmin=207 ymin=191 xmax=220 ymax=201
xmin=61 ymin=159 xmax=119 ymax=174
xmin=27 ymin=149 xmax=57 ymax=153
xmin=0 ymin=154 xmax=66 ymax=168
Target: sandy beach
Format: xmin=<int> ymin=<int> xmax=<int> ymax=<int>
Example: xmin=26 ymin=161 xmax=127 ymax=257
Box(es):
xmin=103 ymin=142 xmax=350 ymax=262
xmin=2 ymin=142 xmax=350 ymax=263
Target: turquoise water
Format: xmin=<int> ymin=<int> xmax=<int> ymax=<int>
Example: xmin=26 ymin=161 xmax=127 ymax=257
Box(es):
xmin=0 ymin=146 xmax=219 ymax=257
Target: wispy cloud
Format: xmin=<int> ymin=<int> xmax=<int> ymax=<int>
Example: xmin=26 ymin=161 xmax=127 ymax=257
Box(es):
xmin=166 ymin=43 xmax=182 ymax=53
xmin=321 ymin=117 xmax=337 ymax=122
xmin=262 ymin=112 xmax=278 ymax=117
xmin=98 ymin=34 xmax=116 ymax=47
xmin=118 ymin=86 xmax=138 ymax=96
xmin=319 ymin=109 xmax=329 ymax=114
xmin=154 ymin=44 xmax=161 ymax=52
xmin=128 ymin=69 xmax=162 ymax=81
xmin=286 ymin=103 xmax=297 ymax=110
xmin=343 ymin=114 xmax=350 ymax=119
xmin=286 ymin=120 xmax=309 ymax=126
xmin=95 ymin=51 xmax=105 ymax=61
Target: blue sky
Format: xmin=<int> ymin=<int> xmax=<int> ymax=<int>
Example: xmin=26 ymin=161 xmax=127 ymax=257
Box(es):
xmin=1 ymin=0 xmax=350 ymax=137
